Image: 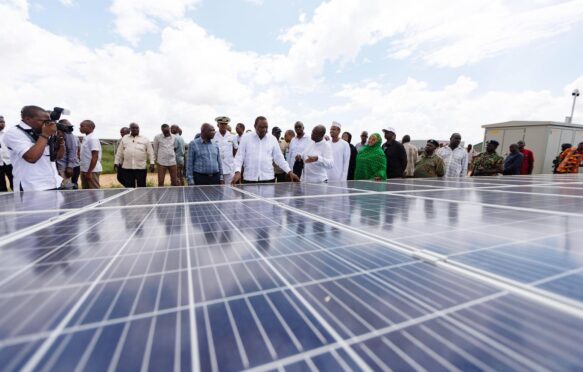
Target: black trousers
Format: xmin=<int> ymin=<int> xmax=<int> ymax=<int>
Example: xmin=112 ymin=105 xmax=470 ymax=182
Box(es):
xmin=71 ymin=166 xmax=81 ymax=187
xmin=193 ymin=172 xmax=221 ymax=185
xmin=122 ymin=169 xmax=147 ymax=188
xmin=0 ymin=164 xmax=13 ymax=192
xmin=275 ymin=173 xmax=287 ymax=183
xmin=243 ymin=179 xmax=275 ymax=184
xmin=292 ymin=159 xmax=303 ymax=178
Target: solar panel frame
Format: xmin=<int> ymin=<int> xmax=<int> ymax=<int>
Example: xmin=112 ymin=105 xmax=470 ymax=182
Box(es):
xmin=1 ymin=174 xmax=582 ymax=371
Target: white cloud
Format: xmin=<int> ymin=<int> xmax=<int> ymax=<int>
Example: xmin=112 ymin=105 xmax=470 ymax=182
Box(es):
xmin=59 ymin=0 xmax=74 ymax=6
xmin=332 ymin=75 xmax=583 ymax=143
xmin=0 ymin=1 xmax=291 ymax=139
xmin=110 ymin=0 xmax=200 ymax=45
xmin=0 ymin=0 xmax=581 ymax=146
xmin=280 ymin=0 xmax=583 ymax=74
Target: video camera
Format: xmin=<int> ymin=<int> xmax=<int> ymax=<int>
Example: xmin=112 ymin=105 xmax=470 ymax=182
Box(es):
xmin=50 ymin=107 xmax=73 ymax=133
xmin=48 ymin=107 xmax=72 ymax=161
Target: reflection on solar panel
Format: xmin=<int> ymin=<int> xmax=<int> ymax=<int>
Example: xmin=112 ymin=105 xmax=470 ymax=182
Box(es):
xmin=1 ymin=175 xmax=583 ymax=371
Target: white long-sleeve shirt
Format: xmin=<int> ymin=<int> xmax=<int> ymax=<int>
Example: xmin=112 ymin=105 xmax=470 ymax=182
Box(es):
xmin=234 ymin=132 xmax=291 ymax=181
xmin=301 ymin=140 xmax=333 ymax=183
xmin=327 ymin=139 xmax=350 ymax=181
xmin=287 ymin=136 xmax=310 ymax=169
xmin=213 ymin=131 xmax=238 ymax=175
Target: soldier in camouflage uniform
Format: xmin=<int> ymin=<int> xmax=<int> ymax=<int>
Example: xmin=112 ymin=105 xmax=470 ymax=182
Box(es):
xmin=471 ymin=140 xmax=503 ymax=176
xmin=414 ymin=139 xmax=445 ymax=178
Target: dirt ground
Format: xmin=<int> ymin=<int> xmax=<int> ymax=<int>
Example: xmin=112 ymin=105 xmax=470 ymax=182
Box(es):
xmin=98 ymin=173 xmax=183 ymax=188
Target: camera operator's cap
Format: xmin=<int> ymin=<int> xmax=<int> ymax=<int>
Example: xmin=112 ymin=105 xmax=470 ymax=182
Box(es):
xmin=331 ymin=121 xmax=342 ymax=129
xmin=382 ymin=126 xmax=396 ymax=134
xmin=427 ymin=139 xmax=439 ymax=147
xmin=215 ymin=116 xmax=231 ymax=124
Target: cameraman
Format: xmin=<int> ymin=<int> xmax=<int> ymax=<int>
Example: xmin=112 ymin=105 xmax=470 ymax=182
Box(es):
xmin=3 ymin=105 xmax=64 ymax=191
xmin=55 ymin=119 xmax=80 ymax=189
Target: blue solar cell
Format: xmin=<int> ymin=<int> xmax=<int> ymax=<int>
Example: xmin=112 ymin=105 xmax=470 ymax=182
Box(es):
xmin=1 ymin=175 xmax=582 ymax=370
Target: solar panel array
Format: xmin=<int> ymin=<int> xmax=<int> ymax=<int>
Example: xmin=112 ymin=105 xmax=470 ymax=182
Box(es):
xmin=1 ymin=174 xmax=583 ymax=371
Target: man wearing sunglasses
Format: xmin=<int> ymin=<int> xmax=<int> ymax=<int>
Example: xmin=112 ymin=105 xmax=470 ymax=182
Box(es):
xmin=3 ymin=105 xmax=64 ymax=191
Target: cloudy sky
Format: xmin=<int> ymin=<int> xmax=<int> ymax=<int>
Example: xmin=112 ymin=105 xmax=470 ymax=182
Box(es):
xmin=1 ymin=0 xmax=582 ymax=143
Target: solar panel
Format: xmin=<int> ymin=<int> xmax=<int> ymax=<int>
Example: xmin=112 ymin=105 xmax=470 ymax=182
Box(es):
xmin=1 ymin=174 xmax=582 ymax=371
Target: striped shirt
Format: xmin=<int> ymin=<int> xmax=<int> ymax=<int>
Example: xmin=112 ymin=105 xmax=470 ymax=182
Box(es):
xmin=186 ymin=137 xmax=223 ymax=184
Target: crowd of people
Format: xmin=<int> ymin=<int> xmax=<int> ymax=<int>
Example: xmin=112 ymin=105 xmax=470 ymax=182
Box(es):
xmin=0 ymin=105 xmax=582 ymax=191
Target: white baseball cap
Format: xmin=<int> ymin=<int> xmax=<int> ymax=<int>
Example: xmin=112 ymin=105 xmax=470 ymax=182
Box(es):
xmin=382 ymin=126 xmax=396 ymax=134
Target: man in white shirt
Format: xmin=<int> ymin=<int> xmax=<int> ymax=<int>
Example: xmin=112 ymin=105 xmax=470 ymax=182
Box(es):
xmin=3 ymin=106 xmax=64 ymax=191
xmin=437 ymin=133 xmax=468 ymax=178
xmin=0 ymin=115 xmax=14 ymax=191
xmin=402 ymin=135 xmax=419 ymax=177
xmin=287 ymin=121 xmax=310 ymax=177
xmin=214 ymin=116 xmax=238 ymax=185
xmin=327 ymin=121 xmax=351 ymax=181
xmin=235 ymin=123 xmax=245 ymax=146
xmin=302 ymin=125 xmax=333 ymax=183
xmin=79 ymin=120 xmax=102 ymax=189
xmin=355 ymin=131 xmax=368 ymax=152
xmin=153 ymin=123 xmax=178 ymax=186
xmin=115 ymin=122 xmax=155 ymax=188
xmin=232 ymin=116 xmax=300 ymax=184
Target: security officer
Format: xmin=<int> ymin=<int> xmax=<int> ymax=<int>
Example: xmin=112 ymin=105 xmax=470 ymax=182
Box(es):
xmin=214 ymin=116 xmax=238 ymax=185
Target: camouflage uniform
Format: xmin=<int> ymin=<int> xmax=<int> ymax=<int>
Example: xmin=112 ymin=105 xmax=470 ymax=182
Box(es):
xmin=472 ymin=152 xmax=503 ymax=176
xmin=413 ymin=154 xmax=445 ymax=178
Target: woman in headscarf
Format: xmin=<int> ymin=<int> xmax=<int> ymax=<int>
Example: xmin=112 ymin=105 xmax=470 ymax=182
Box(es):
xmin=354 ymin=133 xmax=387 ymax=181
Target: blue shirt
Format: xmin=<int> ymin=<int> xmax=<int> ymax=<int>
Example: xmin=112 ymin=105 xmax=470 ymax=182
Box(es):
xmin=56 ymin=132 xmax=79 ymax=170
xmin=503 ymin=152 xmax=524 ymax=175
xmin=186 ymin=137 xmax=223 ymax=184
xmin=174 ymin=135 xmax=185 ymax=165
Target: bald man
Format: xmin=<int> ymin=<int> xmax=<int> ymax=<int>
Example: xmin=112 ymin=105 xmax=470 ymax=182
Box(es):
xmin=186 ymin=123 xmax=223 ymax=185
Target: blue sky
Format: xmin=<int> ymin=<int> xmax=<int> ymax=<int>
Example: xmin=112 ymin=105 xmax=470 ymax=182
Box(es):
xmin=2 ymin=0 xmax=583 ymax=142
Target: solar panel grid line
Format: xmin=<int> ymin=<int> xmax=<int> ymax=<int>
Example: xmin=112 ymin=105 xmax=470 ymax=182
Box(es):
xmin=416 ymin=318 xmax=523 ymax=371
xmin=304 ymin=181 xmax=379 ymax=194
xmin=0 ymin=188 xmax=134 ymax=248
xmin=401 ymin=330 xmax=462 ymax=371
xmin=375 ymin=181 xmax=583 ymax=194
xmin=389 ymin=192 xmax=583 ymax=218
xmin=446 ymin=310 xmax=577 ymax=370
xmin=3 ymin=176 xmax=583 ymax=370
xmin=442 ymin=228 xmax=583 ymax=262
xmin=439 ymin=258 xmax=583 ymax=318
xmin=56 ymin=224 xmax=180 ymax=370
xmin=182 ymin=194 xmax=201 ymax=372
xmin=209 ymin=203 xmax=373 ymax=372
xmin=446 ymin=260 xmax=583 ymax=314
xmin=456 ymin=301 xmax=577 ymax=365
xmin=286 ymin=197 xmax=540 ymax=250
xmin=470 ymin=186 xmax=583 ymax=199
xmin=529 ymin=265 xmax=583 ymax=287
xmin=234 ymin=184 xmax=583 ymax=318
xmin=252 ymin=291 xmax=508 ymax=372
xmin=20 ymin=200 xmax=161 ymax=372
xmin=414 ymin=323 xmax=496 ymax=372
xmin=0 ymin=256 xmax=484 ymax=352
xmin=0 ymin=209 xmax=77 ymax=216
xmin=229 ymin=186 xmax=433 ymax=261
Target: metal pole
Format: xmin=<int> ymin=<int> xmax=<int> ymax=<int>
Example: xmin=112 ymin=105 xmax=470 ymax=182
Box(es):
xmin=570 ymin=94 xmax=578 ymax=120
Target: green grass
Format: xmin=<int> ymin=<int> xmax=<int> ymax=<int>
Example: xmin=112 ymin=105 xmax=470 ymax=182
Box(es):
xmin=101 ymin=144 xmax=116 ymax=174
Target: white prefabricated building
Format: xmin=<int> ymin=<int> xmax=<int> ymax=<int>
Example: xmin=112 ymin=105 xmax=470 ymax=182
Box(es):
xmin=482 ymin=121 xmax=583 ymax=174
